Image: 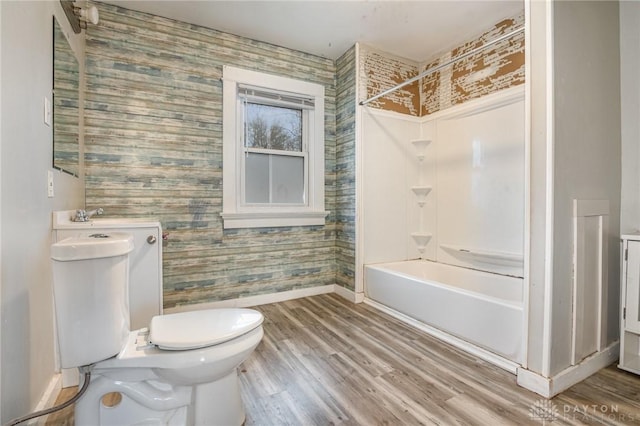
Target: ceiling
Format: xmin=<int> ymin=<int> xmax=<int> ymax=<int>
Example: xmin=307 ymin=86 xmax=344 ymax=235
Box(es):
xmin=103 ymin=1 xmax=524 ymax=62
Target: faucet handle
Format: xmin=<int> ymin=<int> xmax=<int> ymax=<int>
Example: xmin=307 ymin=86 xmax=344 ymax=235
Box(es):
xmin=72 ymin=207 xmax=103 ymax=222
xmin=74 ymin=209 xmax=88 ymax=222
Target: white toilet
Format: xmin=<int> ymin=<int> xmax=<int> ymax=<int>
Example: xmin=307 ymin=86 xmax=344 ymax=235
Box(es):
xmin=51 ymin=232 xmax=264 ymax=425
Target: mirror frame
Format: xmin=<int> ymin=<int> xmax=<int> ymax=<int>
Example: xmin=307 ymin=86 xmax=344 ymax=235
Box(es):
xmin=52 ymin=15 xmax=80 ymax=177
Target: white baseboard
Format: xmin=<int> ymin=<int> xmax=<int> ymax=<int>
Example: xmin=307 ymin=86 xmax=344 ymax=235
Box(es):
xmin=334 ymin=284 xmax=365 ymax=303
xmin=61 ymin=367 xmax=79 ymax=388
xmin=165 ymin=285 xmax=335 ymax=313
xmin=164 ymin=284 xmax=365 ymax=314
xmin=516 ymin=367 xmax=551 ymax=397
xmin=517 ymin=341 xmax=619 ymax=398
xmin=364 ymin=298 xmax=519 ymax=374
xmin=29 ymin=373 xmax=62 ymax=425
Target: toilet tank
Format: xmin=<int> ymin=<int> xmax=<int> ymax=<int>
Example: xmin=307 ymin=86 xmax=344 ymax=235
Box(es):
xmin=51 ymin=233 xmax=134 ymax=368
xmin=53 ymin=212 xmax=163 ymax=330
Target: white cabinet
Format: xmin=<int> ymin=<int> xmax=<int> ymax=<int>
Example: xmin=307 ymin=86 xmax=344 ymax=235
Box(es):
xmin=619 ymin=235 xmax=640 ymax=374
xmin=122 ymin=227 xmax=163 ymax=329
xmin=54 ymin=216 xmax=163 ymax=330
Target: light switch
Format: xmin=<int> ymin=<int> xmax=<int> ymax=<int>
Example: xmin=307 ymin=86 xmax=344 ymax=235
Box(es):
xmin=44 ymin=96 xmax=52 ymax=127
xmin=47 ymin=170 xmax=54 ymax=198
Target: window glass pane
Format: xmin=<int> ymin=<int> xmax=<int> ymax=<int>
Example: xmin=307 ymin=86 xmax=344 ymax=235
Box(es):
xmin=272 ymin=155 xmax=304 ymax=204
xmin=245 ymin=103 xmax=302 ymax=151
xmin=245 ymin=153 xmax=305 ymax=205
xmin=245 ymin=153 xmax=269 ymax=203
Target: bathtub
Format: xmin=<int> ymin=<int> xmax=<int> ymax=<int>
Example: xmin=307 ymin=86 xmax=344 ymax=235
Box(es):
xmin=365 ymin=260 xmax=524 ymax=368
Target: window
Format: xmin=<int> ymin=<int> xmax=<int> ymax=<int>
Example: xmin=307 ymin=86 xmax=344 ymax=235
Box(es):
xmin=243 ymin=96 xmax=305 ymax=205
xmin=221 ymin=66 xmax=328 ymax=229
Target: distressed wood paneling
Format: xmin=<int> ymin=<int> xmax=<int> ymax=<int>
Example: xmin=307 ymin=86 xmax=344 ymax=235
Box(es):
xmin=335 ymin=45 xmax=357 ymax=290
xmin=359 ymin=12 xmax=525 ymax=117
xmin=359 ymin=47 xmax=420 ymax=116
xmin=85 ymin=2 xmax=337 ymax=307
xmin=421 ymin=13 xmax=525 ymax=115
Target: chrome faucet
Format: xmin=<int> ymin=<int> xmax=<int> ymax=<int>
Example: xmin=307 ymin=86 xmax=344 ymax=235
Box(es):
xmin=73 ymin=208 xmax=104 ymax=222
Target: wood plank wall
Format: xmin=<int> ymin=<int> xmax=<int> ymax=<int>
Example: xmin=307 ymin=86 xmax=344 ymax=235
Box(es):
xmin=335 ymin=46 xmax=357 ymax=291
xmin=84 ymin=2 xmax=345 ymax=308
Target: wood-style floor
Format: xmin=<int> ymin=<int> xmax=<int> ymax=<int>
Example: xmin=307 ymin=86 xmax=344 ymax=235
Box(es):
xmin=46 ymin=294 xmax=640 ymax=425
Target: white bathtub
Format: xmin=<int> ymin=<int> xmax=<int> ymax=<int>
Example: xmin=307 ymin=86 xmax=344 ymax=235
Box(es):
xmin=365 ymin=260 xmax=524 ymax=367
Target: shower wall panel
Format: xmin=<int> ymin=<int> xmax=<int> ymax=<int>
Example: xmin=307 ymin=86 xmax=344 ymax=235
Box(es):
xmin=361 ymin=90 xmax=523 ymax=271
xmin=433 ymin=93 xmax=525 ymax=277
xmin=361 ymin=112 xmax=424 ymax=264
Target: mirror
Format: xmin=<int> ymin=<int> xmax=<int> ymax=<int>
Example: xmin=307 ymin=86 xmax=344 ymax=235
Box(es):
xmin=53 ymin=16 xmax=80 ymax=177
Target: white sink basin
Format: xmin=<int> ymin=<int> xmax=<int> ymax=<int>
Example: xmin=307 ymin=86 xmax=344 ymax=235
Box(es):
xmin=52 ymin=210 xmax=160 ymax=230
xmin=51 ymin=233 xmax=134 ymax=261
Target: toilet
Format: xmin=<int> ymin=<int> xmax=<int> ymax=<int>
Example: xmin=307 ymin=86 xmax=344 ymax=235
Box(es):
xmin=50 ymin=232 xmax=264 ymax=425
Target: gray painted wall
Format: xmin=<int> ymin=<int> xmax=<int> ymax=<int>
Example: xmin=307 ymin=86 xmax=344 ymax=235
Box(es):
xmin=0 ymin=1 xmax=85 ymax=421
xmin=620 ymin=1 xmax=640 ymax=235
xmin=527 ymin=0 xmax=621 ymax=377
xmin=550 ymin=0 xmax=620 ymax=376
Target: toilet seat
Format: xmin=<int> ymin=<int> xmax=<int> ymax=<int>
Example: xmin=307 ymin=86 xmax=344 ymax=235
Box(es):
xmin=150 ymin=308 xmax=264 ymax=350
xmin=94 ymin=308 xmax=264 ymax=371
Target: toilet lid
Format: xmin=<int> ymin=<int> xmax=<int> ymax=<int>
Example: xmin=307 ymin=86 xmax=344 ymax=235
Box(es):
xmin=149 ymin=308 xmax=264 ymax=350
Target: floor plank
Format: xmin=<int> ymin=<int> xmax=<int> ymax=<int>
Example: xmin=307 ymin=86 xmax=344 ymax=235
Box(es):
xmin=45 ymin=294 xmax=640 ymax=425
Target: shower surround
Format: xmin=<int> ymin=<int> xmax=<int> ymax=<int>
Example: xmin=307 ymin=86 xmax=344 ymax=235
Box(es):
xmin=356 ymin=11 xmax=526 ymax=368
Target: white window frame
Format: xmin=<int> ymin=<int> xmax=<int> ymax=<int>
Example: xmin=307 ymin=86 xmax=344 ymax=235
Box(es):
xmin=221 ymin=66 xmax=328 ymax=229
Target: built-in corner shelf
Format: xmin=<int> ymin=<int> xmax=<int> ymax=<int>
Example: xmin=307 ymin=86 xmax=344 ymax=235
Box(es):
xmin=411 ymin=139 xmax=431 ymax=161
xmin=411 ymin=186 xmax=432 ymax=206
xmin=410 ymin=138 xmax=432 ymax=256
xmin=410 ymin=233 xmax=432 ymax=253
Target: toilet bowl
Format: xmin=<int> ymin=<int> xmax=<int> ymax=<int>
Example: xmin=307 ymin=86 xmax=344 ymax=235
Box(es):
xmin=51 ymin=233 xmax=264 ymax=425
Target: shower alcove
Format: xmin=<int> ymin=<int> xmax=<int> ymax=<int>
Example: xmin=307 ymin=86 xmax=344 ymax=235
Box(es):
xmin=359 ymin=85 xmax=526 ymax=369
xmin=348 ymin=12 xmax=528 ymax=371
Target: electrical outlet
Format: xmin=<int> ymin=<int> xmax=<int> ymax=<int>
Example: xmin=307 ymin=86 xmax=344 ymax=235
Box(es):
xmin=47 ymin=170 xmax=54 ymax=198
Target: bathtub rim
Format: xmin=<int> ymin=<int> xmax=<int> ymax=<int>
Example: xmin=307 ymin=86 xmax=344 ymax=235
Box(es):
xmin=363 ymin=297 xmax=520 ymax=374
xmin=364 ymin=259 xmax=524 ymax=308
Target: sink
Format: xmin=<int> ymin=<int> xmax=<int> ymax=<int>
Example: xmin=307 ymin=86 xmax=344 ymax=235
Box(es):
xmin=52 ymin=210 xmax=161 ymax=229
xmin=51 ymin=233 xmax=134 ymax=261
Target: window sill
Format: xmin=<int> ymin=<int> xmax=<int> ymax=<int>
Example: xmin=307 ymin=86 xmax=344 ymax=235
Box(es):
xmin=220 ymin=211 xmax=329 ymax=229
